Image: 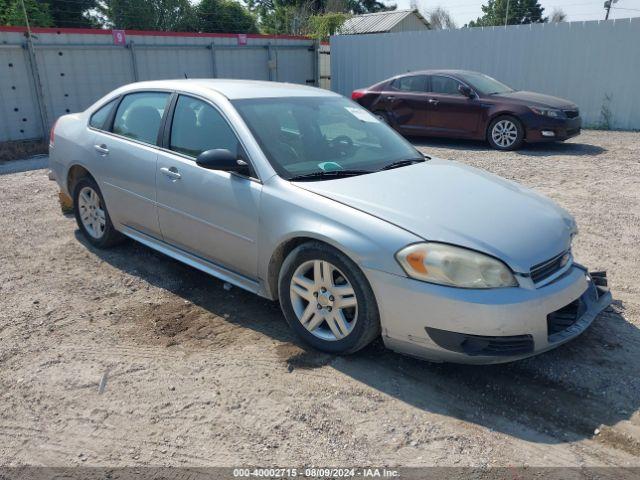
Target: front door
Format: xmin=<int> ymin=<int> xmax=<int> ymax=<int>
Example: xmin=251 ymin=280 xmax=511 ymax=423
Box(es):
xmin=155 ymin=94 xmax=261 ymax=279
xmin=93 ymin=91 xmax=171 ymax=238
xmin=425 ymin=75 xmax=483 ymax=137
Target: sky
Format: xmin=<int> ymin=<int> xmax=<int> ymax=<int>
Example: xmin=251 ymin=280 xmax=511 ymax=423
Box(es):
xmin=391 ymin=0 xmax=640 ymax=26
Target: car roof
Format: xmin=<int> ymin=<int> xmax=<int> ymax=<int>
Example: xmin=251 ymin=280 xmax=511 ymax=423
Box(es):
xmin=394 ymin=69 xmax=478 ymax=78
xmin=118 ymin=79 xmax=341 ymax=100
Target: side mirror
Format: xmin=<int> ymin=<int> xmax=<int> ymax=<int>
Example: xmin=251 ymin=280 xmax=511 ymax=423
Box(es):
xmin=196 ymin=149 xmax=250 ymax=176
xmin=458 ymin=84 xmax=474 ymax=98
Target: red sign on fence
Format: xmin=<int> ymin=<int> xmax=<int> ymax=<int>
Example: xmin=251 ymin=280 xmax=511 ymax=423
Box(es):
xmin=237 ymin=34 xmax=247 ymax=46
xmin=112 ymin=30 xmax=126 ymax=45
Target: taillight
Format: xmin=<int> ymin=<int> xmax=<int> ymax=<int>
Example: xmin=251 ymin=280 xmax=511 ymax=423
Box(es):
xmin=351 ymin=90 xmax=366 ymax=101
xmin=49 ymin=119 xmax=57 ymax=146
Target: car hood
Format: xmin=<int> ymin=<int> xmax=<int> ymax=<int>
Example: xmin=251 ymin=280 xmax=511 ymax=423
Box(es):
xmin=492 ymin=90 xmax=576 ymax=109
xmin=293 ymin=159 xmax=575 ymax=273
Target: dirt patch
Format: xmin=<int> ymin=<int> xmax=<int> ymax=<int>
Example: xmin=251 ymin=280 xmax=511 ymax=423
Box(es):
xmin=0 ymin=140 xmax=47 ymax=162
xmin=1 ymin=131 xmax=639 ymax=468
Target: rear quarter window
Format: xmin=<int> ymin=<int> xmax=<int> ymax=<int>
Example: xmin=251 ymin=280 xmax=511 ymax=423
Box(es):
xmin=89 ymin=99 xmax=118 ymax=130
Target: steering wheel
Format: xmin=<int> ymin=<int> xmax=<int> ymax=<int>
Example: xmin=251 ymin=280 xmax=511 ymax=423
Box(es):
xmin=328 ymin=135 xmax=355 ymax=158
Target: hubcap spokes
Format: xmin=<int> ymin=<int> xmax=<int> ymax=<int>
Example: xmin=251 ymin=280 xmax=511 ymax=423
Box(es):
xmin=290 ymin=260 xmax=358 ymax=341
xmin=492 ymin=120 xmax=518 ymax=147
xmin=78 ymin=186 xmax=106 ymax=239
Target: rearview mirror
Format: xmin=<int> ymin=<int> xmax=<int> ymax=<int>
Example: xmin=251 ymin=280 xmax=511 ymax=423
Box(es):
xmin=458 ymin=84 xmax=474 ymax=98
xmin=196 ymin=149 xmax=250 ymax=176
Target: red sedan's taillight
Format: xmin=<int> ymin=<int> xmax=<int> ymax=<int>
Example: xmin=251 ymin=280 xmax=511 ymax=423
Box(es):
xmin=351 ymin=89 xmax=366 ymax=101
xmin=49 ymin=119 xmax=57 ymax=147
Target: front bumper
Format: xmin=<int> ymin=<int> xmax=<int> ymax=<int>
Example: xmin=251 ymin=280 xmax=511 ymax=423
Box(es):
xmin=523 ymin=114 xmax=582 ymax=142
xmin=366 ymin=265 xmax=611 ymax=364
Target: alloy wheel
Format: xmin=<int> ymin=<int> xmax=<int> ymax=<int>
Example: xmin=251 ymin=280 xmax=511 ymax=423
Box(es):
xmin=77 ymin=186 xmax=106 ymax=239
xmin=289 ymin=260 xmax=358 ymax=341
xmin=491 ymin=119 xmax=518 ymax=148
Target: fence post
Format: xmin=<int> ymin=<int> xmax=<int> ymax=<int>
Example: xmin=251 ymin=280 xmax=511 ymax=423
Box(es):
xmin=313 ymin=39 xmax=320 ymax=87
xmin=23 ymin=37 xmax=49 ymax=139
xmin=210 ymin=42 xmax=217 ymax=78
xmin=267 ymin=43 xmax=275 ymax=81
xmin=128 ymin=41 xmax=139 ymax=81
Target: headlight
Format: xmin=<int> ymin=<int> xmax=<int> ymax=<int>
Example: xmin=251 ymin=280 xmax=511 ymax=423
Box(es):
xmin=395 ymin=243 xmax=518 ymax=289
xmin=529 ymin=106 xmax=563 ymax=118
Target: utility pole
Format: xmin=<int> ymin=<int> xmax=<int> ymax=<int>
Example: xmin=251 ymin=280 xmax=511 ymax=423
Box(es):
xmin=604 ymin=0 xmax=618 ymax=20
xmin=20 ymin=0 xmax=50 ymax=139
xmin=505 ymin=0 xmax=510 ymax=26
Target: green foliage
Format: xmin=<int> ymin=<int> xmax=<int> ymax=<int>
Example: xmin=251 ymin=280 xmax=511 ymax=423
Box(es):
xmin=47 ymin=0 xmax=98 ymax=28
xmin=0 ymin=0 xmax=53 ymax=27
xmin=247 ymin=0 xmax=393 ymax=35
xmin=97 ymin=0 xmax=198 ymax=31
xmin=307 ymin=12 xmax=349 ymax=40
xmin=197 ymin=0 xmax=259 ymax=33
xmin=467 ymin=0 xmax=546 ymax=27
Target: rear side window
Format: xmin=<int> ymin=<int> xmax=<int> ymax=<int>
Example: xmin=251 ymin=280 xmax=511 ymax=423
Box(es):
xmin=113 ymin=92 xmax=170 ymax=145
xmin=89 ymin=99 xmax=117 ymax=130
xmin=169 ymin=95 xmax=239 ymax=158
xmin=391 ymin=75 xmax=427 ymax=92
xmin=429 ymin=76 xmax=464 ymax=95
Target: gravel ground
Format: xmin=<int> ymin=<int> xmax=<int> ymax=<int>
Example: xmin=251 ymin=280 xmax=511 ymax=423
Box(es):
xmin=1 ymin=130 xmax=639 ymax=468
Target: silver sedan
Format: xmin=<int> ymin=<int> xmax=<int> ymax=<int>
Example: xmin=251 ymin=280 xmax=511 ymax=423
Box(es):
xmin=49 ymin=80 xmax=611 ymax=364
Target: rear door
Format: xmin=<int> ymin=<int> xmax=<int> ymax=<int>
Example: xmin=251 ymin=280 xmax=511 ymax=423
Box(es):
xmin=379 ymin=75 xmax=429 ymax=135
xmin=425 ymin=75 xmax=483 ymax=137
xmin=155 ymin=94 xmax=261 ymax=279
xmin=92 ymin=91 xmax=171 ymax=238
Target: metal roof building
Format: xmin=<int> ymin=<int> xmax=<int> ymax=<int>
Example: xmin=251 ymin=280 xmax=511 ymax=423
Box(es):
xmin=338 ymin=9 xmax=430 ymax=35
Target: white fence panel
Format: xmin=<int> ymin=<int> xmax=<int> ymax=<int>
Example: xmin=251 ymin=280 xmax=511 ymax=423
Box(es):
xmin=331 ymin=19 xmax=640 ymax=130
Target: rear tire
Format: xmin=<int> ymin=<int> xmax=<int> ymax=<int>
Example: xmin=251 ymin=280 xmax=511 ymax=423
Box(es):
xmin=73 ymin=177 xmax=123 ymax=248
xmin=374 ymin=111 xmax=390 ymax=125
xmin=278 ymin=241 xmax=380 ymax=354
xmin=487 ymin=115 xmax=524 ymax=151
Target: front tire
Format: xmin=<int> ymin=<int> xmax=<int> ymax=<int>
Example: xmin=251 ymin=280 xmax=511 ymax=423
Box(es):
xmin=73 ymin=177 xmax=123 ymax=248
xmin=487 ymin=115 xmax=524 ymax=151
xmin=278 ymin=242 xmax=380 ymax=354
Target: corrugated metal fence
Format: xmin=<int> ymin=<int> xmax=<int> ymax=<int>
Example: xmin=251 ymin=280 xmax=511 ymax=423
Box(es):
xmin=0 ymin=27 xmax=329 ymax=142
xmin=331 ymin=18 xmax=640 ymax=130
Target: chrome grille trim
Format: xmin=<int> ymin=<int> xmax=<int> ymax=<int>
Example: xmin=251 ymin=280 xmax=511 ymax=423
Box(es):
xmin=530 ymin=250 xmax=573 ymax=288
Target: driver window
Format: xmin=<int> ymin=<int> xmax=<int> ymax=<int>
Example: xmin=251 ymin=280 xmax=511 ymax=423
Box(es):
xmin=170 ymin=95 xmax=239 ymax=158
xmin=429 ymin=75 xmax=464 ymax=95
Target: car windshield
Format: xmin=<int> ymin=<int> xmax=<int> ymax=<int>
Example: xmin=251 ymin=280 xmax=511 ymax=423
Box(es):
xmin=457 ymin=72 xmax=514 ymax=95
xmin=232 ymin=96 xmax=422 ymax=180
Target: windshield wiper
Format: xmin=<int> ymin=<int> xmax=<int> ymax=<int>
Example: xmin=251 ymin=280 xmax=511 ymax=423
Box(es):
xmin=379 ymin=157 xmax=427 ymax=171
xmin=288 ymin=169 xmax=373 ymax=181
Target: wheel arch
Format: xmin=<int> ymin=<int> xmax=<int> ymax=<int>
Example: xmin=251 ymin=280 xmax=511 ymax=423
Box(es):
xmin=265 ymin=234 xmax=356 ymax=301
xmin=66 ymin=164 xmax=96 ymax=199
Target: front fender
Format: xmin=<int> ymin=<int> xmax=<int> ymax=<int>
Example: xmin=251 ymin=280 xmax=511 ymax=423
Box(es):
xmin=257 ymin=177 xmax=420 ymax=299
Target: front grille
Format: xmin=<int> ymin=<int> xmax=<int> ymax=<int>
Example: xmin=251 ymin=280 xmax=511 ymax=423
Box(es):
xmin=426 ymin=328 xmax=534 ymax=357
xmin=547 ymin=299 xmax=586 ymax=337
xmin=530 ymin=250 xmax=571 ymax=285
xmin=564 ymin=109 xmax=579 ymax=118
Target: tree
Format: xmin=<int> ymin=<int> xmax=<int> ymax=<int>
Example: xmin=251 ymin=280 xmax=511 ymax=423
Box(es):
xmin=550 ymin=8 xmax=567 ymax=22
xmin=97 ymin=0 xmax=197 ymax=31
xmin=307 ymin=12 xmax=349 ymax=39
xmin=468 ymin=0 xmax=545 ymax=27
xmin=247 ymin=0 xmax=394 ymax=35
xmin=0 ymin=0 xmax=53 ymax=26
xmin=427 ymin=6 xmax=456 ymax=29
xmin=47 ymin=0 xmax=98 ymax=28
xmin=197 ymin=0 xmax=259 ymax=33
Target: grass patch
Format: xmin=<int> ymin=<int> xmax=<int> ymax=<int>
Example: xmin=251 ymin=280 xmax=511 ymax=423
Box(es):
xmin=0 ymin=140 xmax=47 ymax=162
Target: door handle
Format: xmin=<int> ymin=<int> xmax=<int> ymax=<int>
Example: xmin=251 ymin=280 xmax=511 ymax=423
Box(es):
xmin=160 ymin=166 xmax=181 ymax=180
xmin=428 ymin=98 xmax=439 ymax=106
xmin=94 ymin=144 xmax=109 ymax=155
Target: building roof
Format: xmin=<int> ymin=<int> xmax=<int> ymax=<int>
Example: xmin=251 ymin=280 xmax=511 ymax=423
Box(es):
xmin=338 ymin=9 xmax=429 ymax=35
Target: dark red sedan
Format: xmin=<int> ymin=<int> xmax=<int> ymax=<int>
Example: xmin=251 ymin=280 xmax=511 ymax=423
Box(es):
xmin=351 ymin=70 xmax=581 ymax=150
